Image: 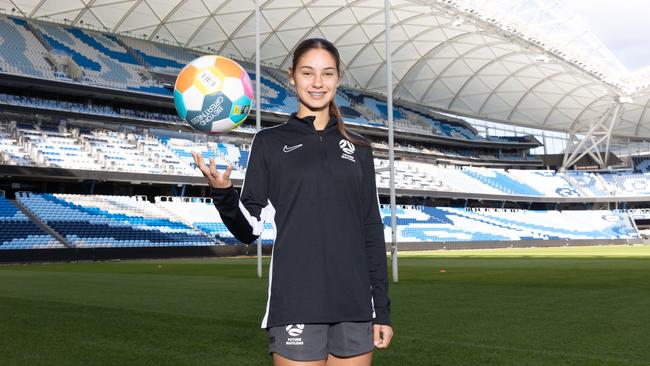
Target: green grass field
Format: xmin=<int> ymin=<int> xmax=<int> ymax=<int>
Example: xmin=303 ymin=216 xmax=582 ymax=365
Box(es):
xmin=1 ymin=245 xmax=650 ymax=366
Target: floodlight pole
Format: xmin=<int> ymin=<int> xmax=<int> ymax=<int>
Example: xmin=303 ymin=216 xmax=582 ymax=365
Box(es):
xmin=255 ymin=0 xmax=262 ymax=278
xmin=385 ymin=0 xmax=398 ymax=283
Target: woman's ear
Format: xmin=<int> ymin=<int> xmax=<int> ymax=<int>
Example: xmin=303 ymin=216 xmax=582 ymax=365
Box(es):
xmin=288 ymin=68 xmax=294 ymax=85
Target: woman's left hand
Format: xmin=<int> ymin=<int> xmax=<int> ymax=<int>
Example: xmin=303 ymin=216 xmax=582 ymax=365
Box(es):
xmin=373 ymin=324 xmax=393 ymax=348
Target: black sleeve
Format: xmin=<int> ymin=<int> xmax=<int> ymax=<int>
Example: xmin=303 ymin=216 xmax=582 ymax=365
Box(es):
xmin=210 ymin=133 xmax=269 ymax=245
xmin=361 ymin=144 xmax=391 ymax=326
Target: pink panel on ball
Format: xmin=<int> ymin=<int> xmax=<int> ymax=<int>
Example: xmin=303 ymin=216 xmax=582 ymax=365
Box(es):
xmin=241 ymin=70 xmax=254 ymax=100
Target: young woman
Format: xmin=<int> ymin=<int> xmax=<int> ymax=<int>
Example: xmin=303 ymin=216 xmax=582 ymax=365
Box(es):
xmin=192 ymin=38 xmax=393 ymax=366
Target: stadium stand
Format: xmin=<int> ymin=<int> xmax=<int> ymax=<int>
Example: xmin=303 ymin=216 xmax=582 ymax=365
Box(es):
xmin=118 ymin=35 xmax=197 ymax=75
xmin=599 ymin=172 xmax=650 ymax=197
xmin=564 ymin=171 xmax=612 ymax=197
xmin=3 ymin=190 xmax=639 ymax=249
xmin=507 ymin=170 xmax=582 ymax=197
xmin=155 ymin=196 xmax=275 ymax=244
xmin=3 ymin=120 xmax=650 ymax=198
xmin=0 ymin=14 xmax=646 ymax=257
xmin=80 ymin=129 xmax=176 ymax=174
xmin=157 ymin=135 xmax=246 ymax=179
xmin=632 ymin=156 xmax=650 ymax=173
xmin=0 ymin=92 xmax=181 ymax=123
xmin=0 ymin=16 xmax=53 ymax=79
xmin=17 ymin=124 xmax=100 ymax=170
xmin=15 ymin=192 xmax=217 ymax=248
xmin=0 ymin=15 xmax=545 ymax=146
xmin=461 ymin=167 xmax=542 ymax=196
xmin=1 ymin=123 xmax=247 ymax=177
xmin=0 ymin=192 xmax=63 ymax=249
xmin=0 ymin=126 xmax=34 ymax=166
xmin=380 ymin=205 xmax=638 ymax=242
xmin=31 ymin=20 xmax=167 ymax=94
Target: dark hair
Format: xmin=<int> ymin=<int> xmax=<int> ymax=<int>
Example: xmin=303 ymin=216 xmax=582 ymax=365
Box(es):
xmin=290 ymin=38 xmax=369 ymax=146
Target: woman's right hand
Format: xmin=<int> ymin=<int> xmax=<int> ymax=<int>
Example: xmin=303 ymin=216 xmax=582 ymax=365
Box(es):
xmin=192 ymin=151 xmax=233 ymax=189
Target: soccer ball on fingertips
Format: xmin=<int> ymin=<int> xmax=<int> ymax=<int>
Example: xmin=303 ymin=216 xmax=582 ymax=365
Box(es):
xmin=174 ymin=55 xmax=254 ymax=134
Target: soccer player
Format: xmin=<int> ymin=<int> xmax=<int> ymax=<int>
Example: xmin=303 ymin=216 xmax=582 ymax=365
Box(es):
xmin=193 ymin=38 xmax=393 ymax=366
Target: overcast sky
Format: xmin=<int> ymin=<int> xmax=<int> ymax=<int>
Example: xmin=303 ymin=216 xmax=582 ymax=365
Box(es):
xmin=563 ymin=0 xmax=650 ymax=72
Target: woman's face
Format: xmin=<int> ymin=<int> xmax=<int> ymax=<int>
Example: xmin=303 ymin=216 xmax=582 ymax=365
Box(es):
xmin=290 ymin=48 xmax=340 ymax=113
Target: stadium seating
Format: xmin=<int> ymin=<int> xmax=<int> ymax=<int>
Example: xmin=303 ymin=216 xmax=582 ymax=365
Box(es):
xmin=599 ymin=172 xmax=650 ymax=196
xmin=157 ymin=136 xmax=246 ymax=179
xmin=1 ymin=14 xmax=546 ymax=144
xmin=79 ymin=129 xmax=170 ymax=174
xmin=17 ymin=125 xmax=100 ymax=170
xmin=0 ymin=16 xmax=53 ymax=79
xmin=632 ymin=156 xmax=650 ymax=173
xmin=564 ymin=171 xmax=612 ymax=197
xmin=32 ymin=20 xmax=167 ymax=94
xmin=155 ymin=196 xmax=276 ymax=244
xmin=508 ymin=170 xmax=581 ymax=197
xmin=1 ymin=187 xmax=641 ymax=249
xmin=462 ymin=167 xmax=542 ymax=196
xmin=380 ymin=205 xmax=638 ymax=242
xmin=0 ymin=193 xmax=63 ymax=249
xmin=0 ymin=15 xmax=550 ymax=145
xmin=0 ymin=129 xmax=34 ymax=166
xmin=16 ymin=192 xmax=217 ymax=247
xmin=0 ymin=92 xmax=181 ymax=123
xmin=5 ymin=121 xmax=650 ymax=199
xmin=119 ymin=35 xmax=197 ymax=75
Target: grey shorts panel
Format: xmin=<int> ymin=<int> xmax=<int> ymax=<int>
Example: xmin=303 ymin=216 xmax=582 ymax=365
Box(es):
xmin=267 ymin=321 xmax=373 ymax=361
xmin=327 ymin=321 xmax=374 ymax=357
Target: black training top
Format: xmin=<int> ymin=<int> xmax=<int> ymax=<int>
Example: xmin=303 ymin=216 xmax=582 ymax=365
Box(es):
xmin=209 ymin=112 xmax=391 ymax=329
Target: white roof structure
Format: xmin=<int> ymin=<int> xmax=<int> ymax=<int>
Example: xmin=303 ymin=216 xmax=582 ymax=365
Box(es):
xmin=2 ymin=0 xmax=649 ymax=139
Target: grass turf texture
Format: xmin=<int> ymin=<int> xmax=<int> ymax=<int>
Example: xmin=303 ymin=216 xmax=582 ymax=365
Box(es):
xmin=1 ymin=245 xmax=649 ymax=365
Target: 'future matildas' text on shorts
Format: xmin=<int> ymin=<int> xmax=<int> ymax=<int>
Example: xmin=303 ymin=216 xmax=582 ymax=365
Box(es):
xmin=267 ymin=321 xmax=374 ymax=361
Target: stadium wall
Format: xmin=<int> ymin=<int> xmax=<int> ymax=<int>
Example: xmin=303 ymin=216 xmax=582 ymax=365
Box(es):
xmin=1 ymin=239 xmax=642 ymax=264
xmin=0 ymin=244 xmax=248 ymax=263
xmin=393 ymin=239 xmax=639 ymax=251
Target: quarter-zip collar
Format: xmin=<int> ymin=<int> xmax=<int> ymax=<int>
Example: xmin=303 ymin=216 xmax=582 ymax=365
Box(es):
xmin=288 ymin=112 xmax=339 ymax=135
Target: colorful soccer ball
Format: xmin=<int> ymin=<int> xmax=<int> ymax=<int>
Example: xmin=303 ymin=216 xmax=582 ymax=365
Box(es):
xmin=174 ymin=55 xmax=253 ymax=133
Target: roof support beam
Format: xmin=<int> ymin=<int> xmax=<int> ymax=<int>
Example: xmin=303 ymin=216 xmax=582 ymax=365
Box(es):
xmin=113 ymin=0 xmax=144 ymax=33
xmin=560 ymin=99 xmax=621 ymax=171
xmin=72 ymin=0 xmax=96 ymax=26
xmin=634 ymin=95 xmax=650 ymax=136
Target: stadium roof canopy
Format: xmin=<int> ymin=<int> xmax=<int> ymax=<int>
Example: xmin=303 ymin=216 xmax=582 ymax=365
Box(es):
xmin=2 ymin=0 xmax=650 ymax=139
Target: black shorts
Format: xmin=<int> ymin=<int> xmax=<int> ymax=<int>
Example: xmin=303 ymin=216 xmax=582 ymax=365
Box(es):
xmin=267 ymin=321 xmax=374 ymax=361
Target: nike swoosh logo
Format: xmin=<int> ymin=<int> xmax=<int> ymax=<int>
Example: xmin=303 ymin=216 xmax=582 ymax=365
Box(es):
xmin=283 ymin=144 xmax=303 ymax=153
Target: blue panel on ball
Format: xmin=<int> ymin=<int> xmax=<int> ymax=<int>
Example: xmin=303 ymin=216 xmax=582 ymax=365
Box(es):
xmin=173 ymin=89 xmax=187 ymax=120
xmin=186 ymin=92 xmax=233 ymax=133
xmin=185 ymin=110 xmax=211 ymax=133
xmin=230 ymin=95 xmax=252 ymax=124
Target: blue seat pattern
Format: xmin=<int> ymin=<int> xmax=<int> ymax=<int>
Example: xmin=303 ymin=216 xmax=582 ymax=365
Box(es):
xmin=0 ymin=196 xmax=63 ymax=249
